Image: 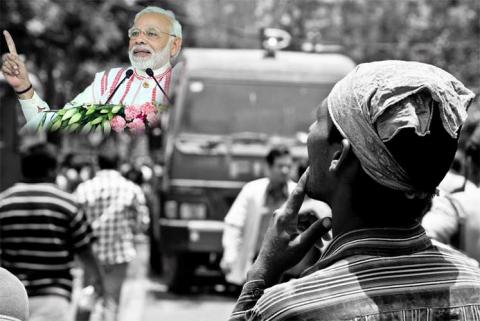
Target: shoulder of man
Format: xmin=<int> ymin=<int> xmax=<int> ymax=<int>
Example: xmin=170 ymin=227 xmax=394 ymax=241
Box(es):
xmin=95 ymin=66 xmax=127 ymax=78
xmin=0 ymin=185 xmax=16 ymax=202
xmin=431 ymin=239 xmax=480 ymax=267
xmin=243 ymin=177 xmax=270 ymax=192
xmin=91 ymin=66 xmax=132 ymax=90
xmin=251 ymin=262 xmax=351 ymax=320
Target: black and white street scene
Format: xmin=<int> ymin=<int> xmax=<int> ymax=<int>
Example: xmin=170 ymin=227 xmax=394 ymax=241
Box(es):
xmin=1 ymin=1 xmax=479 ymax=320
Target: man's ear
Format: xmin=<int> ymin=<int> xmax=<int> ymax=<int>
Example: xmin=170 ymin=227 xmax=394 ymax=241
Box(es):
xmin=170 ymin=37 xmax=183 ymax=58
xmin=329 ymin=139 xmax=351 ymax=172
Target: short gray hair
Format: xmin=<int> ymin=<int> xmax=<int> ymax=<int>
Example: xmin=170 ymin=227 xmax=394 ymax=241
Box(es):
xmin=134 ymin=6 xmax=182 ymax=38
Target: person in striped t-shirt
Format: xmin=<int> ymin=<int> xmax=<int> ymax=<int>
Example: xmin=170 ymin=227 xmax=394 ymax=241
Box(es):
xmin=229 ymin=61 xmax=480 ymax=321
xmin=0 ymin=142 xmax=105 ymax=321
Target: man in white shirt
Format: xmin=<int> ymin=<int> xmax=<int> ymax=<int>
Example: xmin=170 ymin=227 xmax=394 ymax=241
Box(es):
xmin=1 ymin=6 xmax=182 ymax=129
xmin=221 ymin=146 xmax=331 ymax=286
xmin=221 ymin=146 xmax=297 ymax=286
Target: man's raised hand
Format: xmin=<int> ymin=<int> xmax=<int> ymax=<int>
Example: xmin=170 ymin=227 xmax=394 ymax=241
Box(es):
xmin=247 ymin=168 xmax=332 ymax=286
xmin=1 ymin=30 xmax=33 ymax=97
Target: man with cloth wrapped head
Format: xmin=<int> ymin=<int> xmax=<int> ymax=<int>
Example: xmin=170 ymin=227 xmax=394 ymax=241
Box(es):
xmin=228 ymin=61 xmax=480 ymax=321
xmin=1 ymin=6 xmax=182 ymax=130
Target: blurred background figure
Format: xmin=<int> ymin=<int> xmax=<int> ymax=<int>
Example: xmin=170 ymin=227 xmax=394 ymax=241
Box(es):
xmin=75 ymin=143 xmax=149 ymax=319
xmin=423 ymin=120 xmax=480 ymax=263
xmin=221 ymin=146 xmax=295 ymax=287
xmin=0 ymin=142 xmax=105 ymax=321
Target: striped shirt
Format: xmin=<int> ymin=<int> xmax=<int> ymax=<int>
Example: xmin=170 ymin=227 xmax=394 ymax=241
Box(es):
xmin=75 ymin=170 xmax=148 ymax=265
xmin=0 ymin=183 xmax=94 ymax=300
xmin=229 ymin=224 xmax=480 ymax=321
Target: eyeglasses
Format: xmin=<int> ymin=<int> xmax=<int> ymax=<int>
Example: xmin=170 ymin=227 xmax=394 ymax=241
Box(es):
xmin=128 ymin=27 xmax=176 ymax=40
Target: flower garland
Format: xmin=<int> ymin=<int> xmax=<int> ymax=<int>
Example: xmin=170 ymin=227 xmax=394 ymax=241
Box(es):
xmin=38 ymin=102 xmax=168 ymax=134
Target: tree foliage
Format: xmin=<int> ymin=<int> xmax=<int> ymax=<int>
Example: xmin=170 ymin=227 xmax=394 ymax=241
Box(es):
xmin=255 ymin=0 xmax=479 ymax=95
xmin=1 ymin=0 xmax=478 ymax=110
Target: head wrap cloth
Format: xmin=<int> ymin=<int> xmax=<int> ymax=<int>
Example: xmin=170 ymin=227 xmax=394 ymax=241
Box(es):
xmin=327 ymin=60 xmax=474 ymax=196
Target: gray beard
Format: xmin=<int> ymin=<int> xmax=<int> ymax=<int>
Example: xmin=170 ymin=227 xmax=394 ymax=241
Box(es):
xmin=129 ymin=40 xmax=172 ymax=71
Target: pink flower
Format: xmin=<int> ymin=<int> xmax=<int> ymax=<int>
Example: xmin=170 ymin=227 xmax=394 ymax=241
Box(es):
xmin=140 ymin=102 xmax=157 ymax=116
xmin=125 ymin=104 xmax=142 ymax=121
xmin=111 ymin=116 xmax=127 ymax=133
xmin=127 ymin=118 xmax=145 ymax=134
xmin=146 ymin=112 xmax=160 ymax=126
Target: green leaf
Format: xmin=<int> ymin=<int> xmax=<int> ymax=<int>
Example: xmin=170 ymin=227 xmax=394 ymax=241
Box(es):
xmin=67 ymin=123 xmax=80 ymax=133
xmin=107 ymin=112 xmax=114 ymax=120
xmin=92 ymin=125 xmax=103 ymax=135
xmin=61 ymin=108 xmax=78 ymax=121
xmin=50 ymin=120 xmax=63 ymax=131
xmin=86 ymin=107 xmax=96 ymax=115
xmin=56 ymin=109 xmax=67 ymax=116
xmin=90 ymin=116 xmax=104 ymax=125
xmin=80 ymin=123 xmax=93 ymax=135
xmin=102 ymin=120 xmax=111 ymax=135
xmin=100 ymin=108 xmax=110 ymax=114
xmin=68 ymin=112 xmax=83 ymax=125
xmin=111 ymin=105 xmax=122 ymax=114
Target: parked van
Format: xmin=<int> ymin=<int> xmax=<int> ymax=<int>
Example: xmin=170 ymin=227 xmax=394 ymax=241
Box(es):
xmin=155 ymin=47 xmax=355 ymax=292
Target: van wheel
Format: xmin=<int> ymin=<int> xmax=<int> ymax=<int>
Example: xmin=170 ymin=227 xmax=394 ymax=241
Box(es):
xmin=162 ymin=252 xmax=195 ymax=293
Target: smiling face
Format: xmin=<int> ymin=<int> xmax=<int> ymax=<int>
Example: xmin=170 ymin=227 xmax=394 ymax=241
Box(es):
xmin=128 ymin=12 xmax=181 ymax=70
xmin=305 ymin=101 xmax=339 ymax=203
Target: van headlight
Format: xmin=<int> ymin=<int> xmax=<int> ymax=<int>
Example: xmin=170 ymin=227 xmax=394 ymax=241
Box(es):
xmin=164 ymin=200 xmax=178 ymax=219
xmin=179 ymin=202 xmax=207 ymax=220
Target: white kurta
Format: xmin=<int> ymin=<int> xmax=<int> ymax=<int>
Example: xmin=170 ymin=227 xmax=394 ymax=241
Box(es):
xmin=221 ymin=178 xmax=296 ymax=285
xmin=19 ymin=64 xmax=173 ymax=129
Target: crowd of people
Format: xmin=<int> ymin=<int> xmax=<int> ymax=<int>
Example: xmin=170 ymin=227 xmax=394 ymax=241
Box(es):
xmin=1 ymin=4 xmax=480 ymax=321
xmin=0 ymin=141 xmax=153 ymax=321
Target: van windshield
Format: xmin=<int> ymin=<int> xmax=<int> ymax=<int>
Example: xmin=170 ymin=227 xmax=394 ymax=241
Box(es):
xmin=179 ymin=78 xmax=332 ymax=137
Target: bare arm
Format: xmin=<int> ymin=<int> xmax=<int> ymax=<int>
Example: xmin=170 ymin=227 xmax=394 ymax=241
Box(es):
xmin=228 ymin=170 xmax=332 ymax=320
xmin=1 ymin=30 xmax=34 ymax=99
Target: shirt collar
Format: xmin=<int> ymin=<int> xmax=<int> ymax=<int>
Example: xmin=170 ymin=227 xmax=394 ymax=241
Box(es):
xmin=133 ymin=63 xmax=171 ymax=79
xmin=302 ymin=223 xmax=432 ymax=275
xmin=264 ymin=180 xmax=289 ymax=207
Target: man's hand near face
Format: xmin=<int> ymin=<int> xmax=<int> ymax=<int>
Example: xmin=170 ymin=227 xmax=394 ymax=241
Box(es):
xmin=1 ymin=30 xmax=34 ymax=99
xmin=247 ymin=168 xmax=332 ymax=287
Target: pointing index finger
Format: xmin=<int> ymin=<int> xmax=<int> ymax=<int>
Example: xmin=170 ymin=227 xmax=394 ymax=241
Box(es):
xmin=3 ymin=30 xmax=18 ymax=55
xmin=283 ymin=167 xmax=309 ymax=220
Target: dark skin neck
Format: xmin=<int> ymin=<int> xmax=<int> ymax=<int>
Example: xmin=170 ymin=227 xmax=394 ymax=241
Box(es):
xmin=330 ymin=185 xmax=419 ymax=237
xmin=329 ymin=159 xmax=423 ymax=238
